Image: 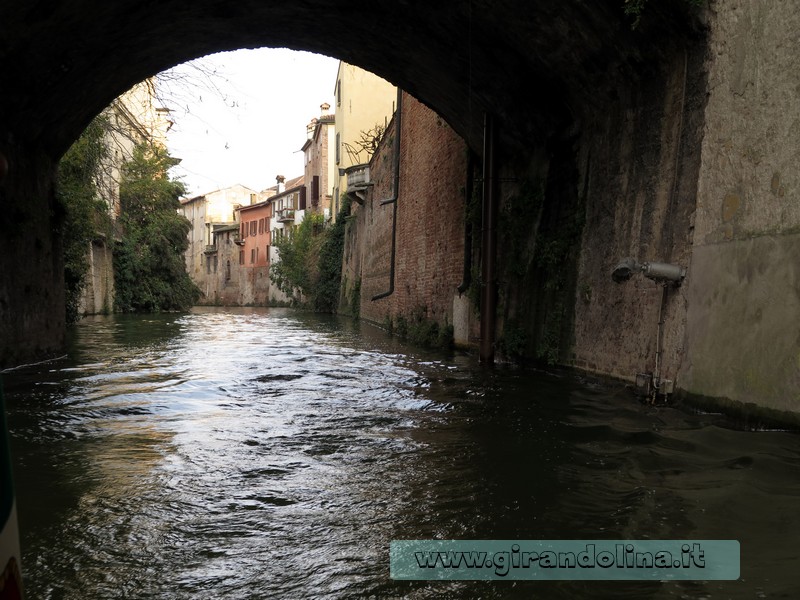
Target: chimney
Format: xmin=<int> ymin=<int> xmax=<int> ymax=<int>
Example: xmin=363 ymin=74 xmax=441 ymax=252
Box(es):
xmin=306 ymin=117 xmax=318 ymax=140
xmin=320 ymin=102 xmax=330 ymax=116
xmin=276 ymin=174 xmax=286 ymax=194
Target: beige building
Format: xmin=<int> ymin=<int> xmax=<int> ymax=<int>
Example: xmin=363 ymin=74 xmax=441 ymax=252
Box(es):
xmin=179 ymin=184 xmax=261 ymax=302
xmin=302 ymin=103 xmax=336 ymax=219
xmin=98 ymin=80 xmax=174 ymax=219
xmin=332 ymin=62 xmax=396 ymax=218
xmin=79 ymin=79 xmax=173 ymax=317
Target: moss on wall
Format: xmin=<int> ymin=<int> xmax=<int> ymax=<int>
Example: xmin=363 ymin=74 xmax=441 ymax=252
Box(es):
xmin=384 ymin=306 xmax=454 ymax=350
xmin=496 ymin=140 xmax=584 ymax=366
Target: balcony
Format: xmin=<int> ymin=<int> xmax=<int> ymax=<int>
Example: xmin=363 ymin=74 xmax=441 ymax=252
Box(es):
xmin=204 ymin=244 xmax=217 ymax=254
xmin=344 ymin=163 xmax=371 ymax=204
xmin=346 ymin=164 xmax=370 ymax=188
xmin=277 ymin=209 xmax=295 ymax=223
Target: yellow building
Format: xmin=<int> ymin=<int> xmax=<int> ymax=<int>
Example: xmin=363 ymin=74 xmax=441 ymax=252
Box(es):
xmin=332 ymin=62 xmax=396 ymax=219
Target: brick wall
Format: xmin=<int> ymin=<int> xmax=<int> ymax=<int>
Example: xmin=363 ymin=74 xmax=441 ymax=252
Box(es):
xmin=344 ymin=93 xmax=469 ymax=333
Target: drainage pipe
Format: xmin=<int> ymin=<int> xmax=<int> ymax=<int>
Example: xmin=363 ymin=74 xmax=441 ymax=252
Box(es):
xmin=652 ymin=283 xmax=669 ymax=400
xmin=457 ymin=149 xmax=475 ymax=294
xmin=371 ymin=88 xmax=403 ymax=301
xmin=479 ymin=112 xmax=498 ymax=363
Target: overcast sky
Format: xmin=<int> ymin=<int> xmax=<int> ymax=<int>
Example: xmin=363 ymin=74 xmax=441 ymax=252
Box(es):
xmin=161 ymin=48 xmax=339 ymax=197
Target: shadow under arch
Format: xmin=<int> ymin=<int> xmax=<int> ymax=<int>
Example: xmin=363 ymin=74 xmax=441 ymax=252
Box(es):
xmin=0 ymin=0 xmax=703 ymax=369
xmin=0 ymin=0 xmax=697 ymax=159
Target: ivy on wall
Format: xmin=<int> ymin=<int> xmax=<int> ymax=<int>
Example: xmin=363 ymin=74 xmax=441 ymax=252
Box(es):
xmin=623 ymin=0 xmax=706 ymax=29
xmin=55 ymin=116 xmax=113 ymax=323
xmin=269 ymin=196 xmax=350 ymax=312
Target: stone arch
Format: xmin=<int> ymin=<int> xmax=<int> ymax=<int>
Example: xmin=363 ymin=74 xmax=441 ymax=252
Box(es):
xmin=1 ymin=0 xmax=698 ymax=158
xmin=0 ymin=0 xmax=704 ymax=367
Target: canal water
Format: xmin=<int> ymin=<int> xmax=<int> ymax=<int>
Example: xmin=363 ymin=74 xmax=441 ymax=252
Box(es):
xmin=3 ymin=307 xmax=799 ymax=599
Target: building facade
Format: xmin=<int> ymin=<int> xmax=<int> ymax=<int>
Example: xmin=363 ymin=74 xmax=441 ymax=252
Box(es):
xmin=204 ymin=223 xmax=243 ymax=305
xmin=180 ymin=184 xmax=259 ymax=302
xmin=302 ymin=103 xmax=336 ymax=219
xmin=268 ymin=176 xmax=305 ymax=303
xmin=238 ymin=200 xmax=272 ymax=305
xmin=332 ymin=62 xmax=396 ymax=219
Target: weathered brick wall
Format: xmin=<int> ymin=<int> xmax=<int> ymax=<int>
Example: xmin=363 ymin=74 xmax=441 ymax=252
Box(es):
xmin=344 ymin=93 xmax=468 ymax=333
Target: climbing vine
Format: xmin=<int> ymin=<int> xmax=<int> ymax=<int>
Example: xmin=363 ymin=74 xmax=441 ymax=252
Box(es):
xmin=56 ymin=116 xmax=113 ymax=323
xmin=386 ymin=306 xmax=454 ymax=350
xmin=623 ymin=0 xmax=706 ymax=29
xmin=269 ymin=196 xmax=350 ymax=312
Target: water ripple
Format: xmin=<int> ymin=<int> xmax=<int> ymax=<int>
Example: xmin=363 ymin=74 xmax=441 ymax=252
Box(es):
xmin=4 ymin=308 xmax=800 ymax=599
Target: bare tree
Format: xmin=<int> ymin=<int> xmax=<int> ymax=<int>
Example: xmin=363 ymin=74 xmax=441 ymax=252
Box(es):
xmin=342 ymin=123 xmax=387 ymax=165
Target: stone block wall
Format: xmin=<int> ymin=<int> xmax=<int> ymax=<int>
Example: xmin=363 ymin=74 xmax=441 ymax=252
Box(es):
xmin=0 ymin=141 xmax=65 ymax=367
xmin=78 ymin=239 xmax=114 ymax=315
xmin=571 ymin=38 xmax=707 ymax=386
xmin=679 ymin=1 xmax=800 ymax=412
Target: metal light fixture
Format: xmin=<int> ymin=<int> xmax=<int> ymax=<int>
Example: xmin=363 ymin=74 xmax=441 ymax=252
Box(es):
xmin=611 ymin=256 xmax=687 ymax=403
xmin=612 ymin=257 xmax=686 ymax=285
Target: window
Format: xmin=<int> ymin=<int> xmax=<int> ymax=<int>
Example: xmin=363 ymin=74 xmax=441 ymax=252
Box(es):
xmin=311 ymin=175 xmax=320 ymax=204
xmin=335 ymin=132 xmax=340 ymax=164
xmin=239 ymin=250 xmax=244 ymax=265
xmin=226 ymin=260 xmax=231 ymax=281
xmin=250 ymin=248 xmax=256 ymax=264
xmin=250 ymin=221 xmax=257 ymax=236
xmin=213 ymin=255 xmax=218 ymax=273
xmin=336 ymin=79 xmax=341 ymax=107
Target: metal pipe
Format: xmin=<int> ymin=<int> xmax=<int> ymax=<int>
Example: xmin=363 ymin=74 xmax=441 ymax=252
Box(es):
xmin=652 ymin=283 xmax=669 ymax=401
xmin=457 ymin=148 xmax=475 ymax=294
xmin=479 ymin=112 xmax=498 ymax=363
xmin=371 ymin=87 xmax=403 ymax=301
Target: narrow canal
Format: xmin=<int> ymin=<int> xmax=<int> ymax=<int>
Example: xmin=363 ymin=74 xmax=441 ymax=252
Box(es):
xmin=3 ymin=307 xmax=800 ymax=599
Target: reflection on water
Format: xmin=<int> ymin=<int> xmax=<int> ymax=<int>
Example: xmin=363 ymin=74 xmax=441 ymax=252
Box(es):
xmin=4 ymin=307 xmax=800 ymax=599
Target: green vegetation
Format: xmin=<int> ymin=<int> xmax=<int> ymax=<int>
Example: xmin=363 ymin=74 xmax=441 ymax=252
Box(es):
xmin=385 ymin=307 xmax=454 ymax=350
xmin=56 ymin=116 xmax=113 ymax=323
xmin=349 ymin=277 xmax=361 ymax=319
xmin=623 ymin=0 xmax=706 ymax=29
xmin=270 ymin=196 xmax=350 ymax=312
xmin=464 ymin=172 xmax=483 ymax=314
xmin=270 ymin=212 xmax=324 ymax=304
xmin=500 ymin=179 xmax=545 ymax=279
xmin=493 ymin=168 xmax=584 ymax=366
xmin=528 ymin=197 xmax=584 ymax=365
xmin=497 ymin=319 xmax=527 ymax=363
xmin=113 ymin=144 xmax=199 ymax=312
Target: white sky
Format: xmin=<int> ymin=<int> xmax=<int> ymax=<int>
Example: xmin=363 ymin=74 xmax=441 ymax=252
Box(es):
xmin=161 ymin=48 xmax=339 ymax=197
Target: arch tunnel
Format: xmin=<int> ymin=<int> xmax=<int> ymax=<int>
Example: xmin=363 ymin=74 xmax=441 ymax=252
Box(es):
xmin=0 ymin=0 xmax=705 ymax=373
